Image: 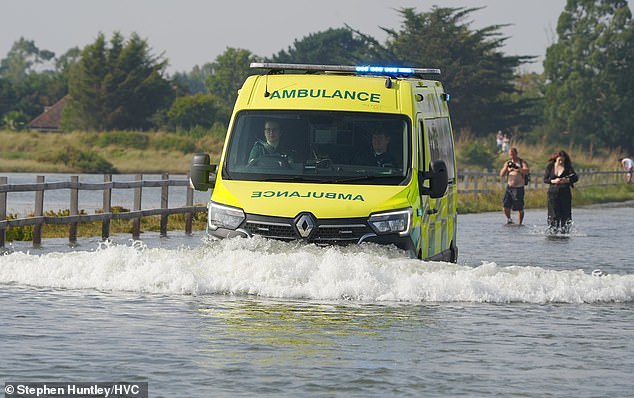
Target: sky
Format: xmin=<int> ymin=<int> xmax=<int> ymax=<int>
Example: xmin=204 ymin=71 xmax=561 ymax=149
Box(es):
xmin=1 ymin=0 xmax=630 ymax=75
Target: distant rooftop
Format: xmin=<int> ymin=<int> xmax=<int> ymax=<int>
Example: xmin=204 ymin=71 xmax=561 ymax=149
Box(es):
xmin=29 ymin=95 xmax=69 ymax=131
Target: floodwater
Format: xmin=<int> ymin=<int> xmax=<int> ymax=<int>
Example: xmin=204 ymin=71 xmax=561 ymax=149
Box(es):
xmin=1 ymin=198 xmax=633 ymax=397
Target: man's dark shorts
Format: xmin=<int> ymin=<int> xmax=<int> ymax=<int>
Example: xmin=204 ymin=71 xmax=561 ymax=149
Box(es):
xmin=503 ymin=185 xmax=525 ymax=211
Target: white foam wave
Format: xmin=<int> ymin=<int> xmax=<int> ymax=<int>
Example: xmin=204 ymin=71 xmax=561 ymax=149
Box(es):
xmin=1 ymin=237 xmax=632 ymax=303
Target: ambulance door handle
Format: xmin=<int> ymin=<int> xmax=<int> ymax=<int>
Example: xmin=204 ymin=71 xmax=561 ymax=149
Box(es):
xmin=426 ymin=208 xmax=438 ymax=215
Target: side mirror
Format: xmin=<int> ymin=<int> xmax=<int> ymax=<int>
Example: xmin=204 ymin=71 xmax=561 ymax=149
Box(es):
xmin=189 ymin=153 xmax=216 ymax=191
xmin=419 ymin=159 xmax=448 ymax=199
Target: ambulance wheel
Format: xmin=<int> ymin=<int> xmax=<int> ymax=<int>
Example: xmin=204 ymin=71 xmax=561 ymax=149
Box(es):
xmin=449 ymin=241 xmax=458 ymax=263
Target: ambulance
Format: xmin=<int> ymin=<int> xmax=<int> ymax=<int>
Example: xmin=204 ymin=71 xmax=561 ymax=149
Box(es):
xmin=190 ymin=63 xmax=458 ymax=262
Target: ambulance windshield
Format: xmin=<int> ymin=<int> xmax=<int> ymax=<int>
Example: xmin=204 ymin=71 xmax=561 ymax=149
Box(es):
xmin=223 ymin=110 xmax=411 ymax=185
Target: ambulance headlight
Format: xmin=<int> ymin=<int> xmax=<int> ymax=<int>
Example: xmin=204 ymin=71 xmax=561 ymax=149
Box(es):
xmin=207 ymin=201 xmax=245 ymax=230
xmin=368 ymin=208 xmax=411 ymax=236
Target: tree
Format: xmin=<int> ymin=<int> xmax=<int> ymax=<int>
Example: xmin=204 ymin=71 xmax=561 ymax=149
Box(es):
xmin=544 ymin=0 xmax=634 ymax=152
xmin=171 ymin=63 xmax=213 ymax=95
xmin=63 ymin=32 xmax=173 ymax=131
xmin=204 ymin=48 xmax=257 ymax=125
xmin=55 ymin=47 xmax=82 ymax=81
xmin=167 ymin=93 xmax=218 ymax=130
xmin=504 ymin=72 xmax=547 ymax=141
xmin=0 ymin=37 xmax=55 ymax=82
xmin=378 ymin=7 xmax=532 ymax=137
xmin=0 ymin=77 xmax=17 ymax=124
xmin=0 ymin=38 xmax=66 ymax=122
xmin=270 ymin=28 xmax=373 ymax=64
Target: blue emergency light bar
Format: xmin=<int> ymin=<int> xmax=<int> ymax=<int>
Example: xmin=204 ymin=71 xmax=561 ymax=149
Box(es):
xmin=250 ymin=63 xmax=441 ymax=77
xmin=355 ymin=65 xmax=415 ymax=75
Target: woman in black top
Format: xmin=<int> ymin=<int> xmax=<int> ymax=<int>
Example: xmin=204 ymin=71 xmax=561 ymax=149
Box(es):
xmin=543 ymin=150 xmax=579 ymax=233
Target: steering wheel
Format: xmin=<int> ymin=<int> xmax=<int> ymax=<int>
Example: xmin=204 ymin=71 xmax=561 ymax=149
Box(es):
xmin=247 ymin=154 xmax=291 ymax=168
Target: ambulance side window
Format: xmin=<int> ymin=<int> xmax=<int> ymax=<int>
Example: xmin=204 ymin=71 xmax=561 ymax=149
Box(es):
xmin=425 ymin=118 xmax=455 ymax=180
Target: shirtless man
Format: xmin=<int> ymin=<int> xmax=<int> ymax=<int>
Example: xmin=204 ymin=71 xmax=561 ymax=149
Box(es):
xmin=499 ymin=147 xmax=530 ymax=224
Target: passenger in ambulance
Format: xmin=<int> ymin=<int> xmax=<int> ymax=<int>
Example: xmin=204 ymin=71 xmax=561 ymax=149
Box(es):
xmin=355 ymin=130 xmax=395 ymax=167
xmin=248 ymin=120 xmax=293 ymax=164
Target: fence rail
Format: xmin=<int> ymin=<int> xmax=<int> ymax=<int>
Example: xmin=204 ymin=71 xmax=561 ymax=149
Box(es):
xmin=0 ymin=174 xmax=207 ymax=249
xmin=0 ymin=169 xmax=626 ymax=248
xmin=457 ymin=169 xmax=623 ymax=193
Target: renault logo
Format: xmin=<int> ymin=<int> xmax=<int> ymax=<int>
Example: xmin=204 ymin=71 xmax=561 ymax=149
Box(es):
xmin=295 ymin=213 xmax=315 ymax=238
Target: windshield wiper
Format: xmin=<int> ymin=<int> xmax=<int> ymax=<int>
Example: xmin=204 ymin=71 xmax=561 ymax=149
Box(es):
xmin=329 ymin=175 xmax=397 ymax=183
xmin=259 ymin=176 xmax=326 ymax=183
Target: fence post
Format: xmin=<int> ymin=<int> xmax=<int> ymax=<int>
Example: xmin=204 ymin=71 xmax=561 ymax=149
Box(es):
xmin=0 ymin=176 xmax=6 ymax=249
xmin=612 ymin=169 xmax=615 ymax=184
xmin=102 ymin=174 xmax=112 ymax=240
xmin=185 ymin=173 xmax=193 ymax=236
xmin=69 ymin=176 xmax=78 ymax=245
xmin=132 ymin=174 xmax=142 ymax=240
xmin=160 ymin=172 xmax=169 ymax=237
xmin=33 ymin=175 xmax=44 ymax=248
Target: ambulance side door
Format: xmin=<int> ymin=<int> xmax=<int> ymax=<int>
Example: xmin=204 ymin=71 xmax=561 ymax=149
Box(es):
xmin=424 ymin=96 xmax=457 ymax=259
xmin=417 ymin=114 xmax=436 ymax=259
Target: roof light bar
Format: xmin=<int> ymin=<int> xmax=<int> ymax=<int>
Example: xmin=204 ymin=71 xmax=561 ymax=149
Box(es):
xmin=250 ymin=63 xmax=441 ymax=77
xmin=355 ymin=66 xmax=415 ymax=75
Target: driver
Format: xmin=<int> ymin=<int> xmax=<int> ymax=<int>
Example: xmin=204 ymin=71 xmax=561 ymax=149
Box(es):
xmin=248 ymin=120 xmax=290 ymax=163
xmin=354 ymin=129 xmax=395 ymax=167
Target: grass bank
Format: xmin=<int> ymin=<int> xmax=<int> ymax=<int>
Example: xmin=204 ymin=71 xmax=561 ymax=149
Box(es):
xmin=455 ymin=133 xmax=625 ymax=172
xmin=0 ymin=130 xmax=225 ymax=173
xmin=458 ymin=184 xmax=634 ymax=213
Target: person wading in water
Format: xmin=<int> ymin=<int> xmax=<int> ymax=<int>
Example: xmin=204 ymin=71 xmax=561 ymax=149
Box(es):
xmin=499 ymin=147 xmax=530 ymax=225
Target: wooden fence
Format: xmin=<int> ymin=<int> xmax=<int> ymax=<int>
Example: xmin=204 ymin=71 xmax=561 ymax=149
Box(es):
xmin=0 ymin=174 xmax=207 ymax=249
xmin=0 ymin=169 xmax=626 ymax=248
xmin=457 ymin=169 xmax=623 ymax=193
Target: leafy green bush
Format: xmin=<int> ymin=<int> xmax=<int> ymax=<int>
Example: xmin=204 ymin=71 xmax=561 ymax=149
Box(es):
xmin=94 ymin=131 xmax=150 ymax=149
xmin=2 ymin=111 xmax=30 ymax=131
xmin=150 ymin=134 xmax=197 ymax=153
xmin=167 ymin=93 xmax=218 ymax=130
xmin=5 ymin=226 xmax=32 ymax=241
xmin=171 ymin=122 xmax=226 ymax=138
xmin=458 ymin=140 xmax=498 ymax=169
xmin=4 ymin=214 xmax=32 ymax=241
xmin=2 ymin=151 xmax=29 ymax=160
xmin=36 ymin=146 xmax=118 ymax=173
xmin=74 ymin=151 xmax=118 ymax=173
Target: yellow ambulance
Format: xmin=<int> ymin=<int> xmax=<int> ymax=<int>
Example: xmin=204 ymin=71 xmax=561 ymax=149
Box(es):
xmin=190 ymin=63 xmax=458 ymax=262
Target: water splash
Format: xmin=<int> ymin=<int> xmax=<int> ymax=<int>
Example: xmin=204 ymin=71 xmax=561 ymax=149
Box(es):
xmin=528 ymin=220 xmax=588 ymax=238
xmin=1 ymin=237 xmax=632 ymax=303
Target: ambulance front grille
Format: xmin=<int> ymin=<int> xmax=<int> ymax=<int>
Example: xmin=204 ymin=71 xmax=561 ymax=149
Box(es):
xmin=313 ymin=224 xmax=371 ymax=241
xmin=245 ymin=221 xmax=295 ymax=240
xmin=244 ymin=217 xmax=372 ymax=243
